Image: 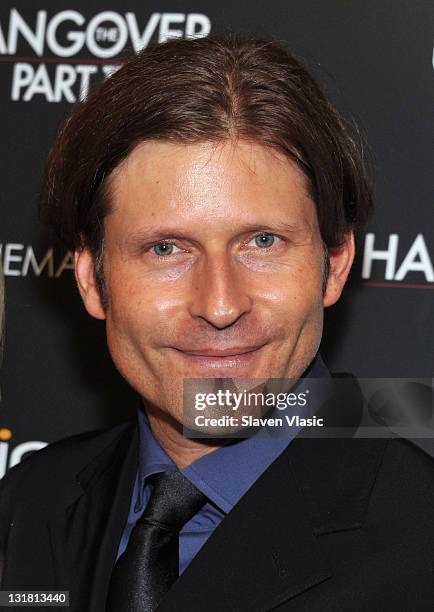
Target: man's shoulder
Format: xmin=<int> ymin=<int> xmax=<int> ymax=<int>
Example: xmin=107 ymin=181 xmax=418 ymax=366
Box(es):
xmin=342 ymin=436 xmax=434 ymax=515
xmin=381 ymin=436 xmax=434 ymax=482
xmin=0 ymin=417 xmax=137 ymax=505
xmin=287 ymin=433 xmax=434 ymax=529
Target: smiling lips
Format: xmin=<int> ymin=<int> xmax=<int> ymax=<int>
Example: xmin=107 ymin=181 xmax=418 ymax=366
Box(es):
xmin=177 ymin=345 xmax=265 ymax=357
xmin=172 ymin=345 xmax=266 ymax=370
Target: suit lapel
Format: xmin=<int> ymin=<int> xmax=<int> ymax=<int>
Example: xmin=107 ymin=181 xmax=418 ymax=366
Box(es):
xmin=157 ymin=446 xmax=332 ymax=612
xmin=48 ymin=422 xmax=139 ymax=612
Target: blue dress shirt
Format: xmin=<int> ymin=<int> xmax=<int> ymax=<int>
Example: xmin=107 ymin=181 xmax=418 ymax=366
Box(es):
xmin=116 ymin=351 xmax=331 ymax=574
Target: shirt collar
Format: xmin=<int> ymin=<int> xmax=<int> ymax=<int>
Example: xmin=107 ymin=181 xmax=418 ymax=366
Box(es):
xmin=137 ymin=350 xmax=331 ymax=513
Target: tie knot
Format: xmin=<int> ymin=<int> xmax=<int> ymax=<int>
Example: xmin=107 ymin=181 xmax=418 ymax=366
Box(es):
xmin=138 ymin=470 xmax=207 ymax=532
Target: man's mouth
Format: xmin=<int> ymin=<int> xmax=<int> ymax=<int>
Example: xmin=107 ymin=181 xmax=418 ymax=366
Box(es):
xmin=171 ymin=344 xmax=266 ymax=370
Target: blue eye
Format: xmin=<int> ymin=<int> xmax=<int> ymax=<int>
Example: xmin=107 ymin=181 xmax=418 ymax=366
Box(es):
xmin=252 ymin=233 xmax=277 ymax=248
xmin=152 ymin=242 xmax=177 ymax=256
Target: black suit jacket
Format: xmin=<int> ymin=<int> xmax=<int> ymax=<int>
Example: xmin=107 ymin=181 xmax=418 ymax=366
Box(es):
xmin=1 ymin=376 xmax=434 ymax=611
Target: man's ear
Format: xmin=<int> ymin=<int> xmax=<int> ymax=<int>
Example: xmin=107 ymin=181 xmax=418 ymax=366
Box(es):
xmin=74 ymin=248 xmax=106 ymax=320
xmin=323 ymin=231 xmax=356 ymax=308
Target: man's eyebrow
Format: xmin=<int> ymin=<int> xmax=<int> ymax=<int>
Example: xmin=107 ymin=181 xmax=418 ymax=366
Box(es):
xmin=122 ymin=227 xmax=198 ymax=247
xmin=121 ymin=221 xmax=306 ymax=249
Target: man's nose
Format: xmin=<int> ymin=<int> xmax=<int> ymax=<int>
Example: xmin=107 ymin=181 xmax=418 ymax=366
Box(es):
xmin=188 ymin=255 xmax=253 ymax=330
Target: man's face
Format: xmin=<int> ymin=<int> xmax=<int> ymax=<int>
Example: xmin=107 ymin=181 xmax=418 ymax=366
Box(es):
xmin=76 ymin=139 xmax=353 ymax=425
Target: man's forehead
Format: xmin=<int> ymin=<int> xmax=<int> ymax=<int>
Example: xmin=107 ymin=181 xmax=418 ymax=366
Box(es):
xmin=107 ymin=141 xmax=312 ymax=224
xmin=108 ymin=138 xmax=310 ymax=192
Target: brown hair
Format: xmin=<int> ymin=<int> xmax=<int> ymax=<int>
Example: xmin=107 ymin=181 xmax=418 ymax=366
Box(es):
xmin=40 ymin=33 xmax=373 ymax=297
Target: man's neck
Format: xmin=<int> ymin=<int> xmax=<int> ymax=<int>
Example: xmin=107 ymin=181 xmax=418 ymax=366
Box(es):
xmin=145 ymin=403 xmax=227 ymax=469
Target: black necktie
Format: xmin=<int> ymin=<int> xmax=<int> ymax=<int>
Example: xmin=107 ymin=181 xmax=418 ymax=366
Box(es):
xmin=106 ymin=470 xmax=208 ymax=612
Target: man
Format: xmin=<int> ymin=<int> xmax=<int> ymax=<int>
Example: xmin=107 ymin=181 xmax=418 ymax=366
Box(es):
xmin=1 ymin=33 xmax=433 ymax=611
